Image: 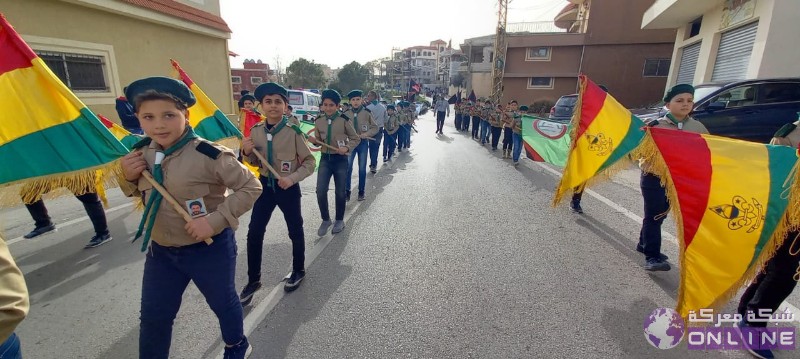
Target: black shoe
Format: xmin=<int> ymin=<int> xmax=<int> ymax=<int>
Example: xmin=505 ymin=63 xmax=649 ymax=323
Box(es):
xmin=23 ymin=224 xmax=56 ymax=239
xmin=358 ymin=193 xmax=365 ymax=201
xmin=284 ymin=271 xmax=305 ymax=292
xmin=239 ymin=281 xmax=262 ymax=306
xmin=223 ymin=336 xmax=252 ymax=359
xmin=84 ymin=233 xmax=112 ymax=248
xmin=636 ymin=245 xmax=668 ymax=261
xmin=644 ymin=258 xmax=671 ymax=272
xmin=569 ymin=202 xmax=583 ymax=214
xmin=370 ymin=166 xmax=377 ymax=174
xmin=383 ymin=157 xmax=388 ymax=163
xmin=345 ymin=190 xmax=351 ymax=202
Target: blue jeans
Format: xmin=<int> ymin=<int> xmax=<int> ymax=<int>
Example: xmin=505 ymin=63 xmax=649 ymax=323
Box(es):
xmin=347 ymin=141 xmax=368 ymax=194
xmin=383 ymin=131 xmax=397 ymax=159
xmin=368 ymin=129 xmax=383 ymax=168
xmin=317 ymin=154 xmax=348 ymax=221
xmin=480 ymin=120 xmax=491 ymax=143
xmin=512 ymin=133 xmax=523 ymax=161
xmin=399 ymin=125 xmax=411 ymax=149
xmin=638 ymin=173 xmax=669 ymax=261
xmin=139 ymin=229 xmax=243 ymax=359
xmin=0 ymin=333 xmax=21 ymax=359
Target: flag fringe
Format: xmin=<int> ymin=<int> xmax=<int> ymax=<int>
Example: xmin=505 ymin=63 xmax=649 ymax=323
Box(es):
xmin=0 ymin=160 xmax=123 ymax=208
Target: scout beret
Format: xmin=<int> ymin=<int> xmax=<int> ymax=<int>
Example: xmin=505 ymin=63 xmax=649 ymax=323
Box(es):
xmin=125 ymin=76 xmax=196 ymax=108
xmin=254 ymin=82 xmax=288 ymax=102
xmin=321 ymin=89 xmax=342 ymax=104
xmin=240 ymin=94 xmax=256 ymax=103
xmin=347 ymin=90 xmax=363 ymax=99
xmin=519 ymin=105 xmax=529 ymax=111
xmin=386 ymin=104 xmax=396 ymax=110
xmin=663 ymin=84 xmax=694 ymax=102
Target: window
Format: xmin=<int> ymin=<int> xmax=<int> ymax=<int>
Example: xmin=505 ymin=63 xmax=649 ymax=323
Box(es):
xmin=642 ymin=59 xmax=671 ymax=77
xmin=231 ymin=76 xmax=242 ymax=84
xmin=287 ymin=91 xmax=304 ymax=105
xmin=759 ymin=83 xmax=800 ymax=104
xmin=38 ymin=51 xmax=108 ymax=91
xmin=251 ymin=77 xmax=263 ymax=85
xmin=525 ymin=47 xmax=551 ymax=61
xmin=706 ymin=85 xmax=757 ymax=108
xmin=688 ymin=17 xmax=702 ymax=39
xmin=528 ymin=77 xmax=553 ymax=89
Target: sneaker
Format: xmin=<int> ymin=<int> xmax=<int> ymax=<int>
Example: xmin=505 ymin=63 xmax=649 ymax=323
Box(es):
xmin=569 ymin=201 xmax=584 ymax=214
xmin=513 ymin=161 xmax=519 ymax=167
xmin=345 ymin=190 xmax=351 ymax=202
xmin=23 ymin=224 xmax=56 ymax=239
xmin=239 ymin=281 xmax=262 ymax=306
xmin=84 ymin=233 xmax=112 ymax=248
xmin=635 ymin=245 xmax=668 ymax=261
xmin=398 ymin=148 xmax=403 ymax=153
xmin=223 ymin=337 xmax=252 ymax=359
xmin=736 ymin=320 xmax=775 ymax=359
xmin=284 ymin=271 xmax=305 ymax=292
xmin=644 ymin=258 xmax=671 ymax=272
xmin=370 ymin=166 xmax=377 ymax=174
xmin=383 ymin=157 xmax=388 ymax=163
xmin=317 ymin=220 xmax=332 ymax=236
xmin=358 ymin=193 xmax=365 ymax=201
xmin=332 ymin=220 xmax=345 ymax=234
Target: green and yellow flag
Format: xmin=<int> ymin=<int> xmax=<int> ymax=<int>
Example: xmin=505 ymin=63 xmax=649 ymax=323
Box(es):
xmin=639 ymin=127 xmax=799 ymax=319
xmin=170 ymin=59 xmax=242 ymax=148
xmin=0 ymin=14 xmax=128 ymax=205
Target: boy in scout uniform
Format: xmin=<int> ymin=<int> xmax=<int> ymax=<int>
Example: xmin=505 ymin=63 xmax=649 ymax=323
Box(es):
xmin=239 ymin=83 xmax=316 ymax=304
xmin=307 ymin=90 xmax=361 ymax=236
xmin=639 ymin=84 xmax=708 ymax=272
xmin=0 ymin=235 xmax=29 ymax=358
xmin=400 ymin=101 xmax=415 ymax=150
xmin=383 ymin=104 xmax=400 ymax=161
xmin=511 ymin=105 xmax=527 ymax=166
xmin=501 ymin=100 xmax=519 ymax=158
xmin=469 ymin=101 xmax=481 ymax=140
xmin=395 ymin=102 xmax=409 ymax=152
xmin=454 ymin=100 xmax=463 ymax=132
xmin=480 ymin=100 xmax=493 ymax=145
xmin=736 ymin=112 xmax=800 ymax=359
xmin=238 ymin=91 xmax=258 ymax=114
xmin=489 ymin=102 xmax=504 ymax=151
xmin=344 ymin=90 xmax=378 ymax=202
xmin=118 ymin=77 xmax=261 ymax=359
xmin=460 ymin=98 xmax=470 ymax=133
xmin=285 ymin=105 xmax=301 ymax=126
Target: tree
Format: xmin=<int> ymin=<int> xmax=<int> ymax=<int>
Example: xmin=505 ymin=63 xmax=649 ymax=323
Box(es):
xmin=333 ymin=61 xmax=370 ymax=95
xmin=285 ymin=58 xmax=326 ymax=89
xmin=450 ymin=72 xmax=466 ymax=88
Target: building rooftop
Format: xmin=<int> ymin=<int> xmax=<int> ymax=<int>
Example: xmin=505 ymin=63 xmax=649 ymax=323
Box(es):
xmin=122 ymin=0 xmax=231 ymax=32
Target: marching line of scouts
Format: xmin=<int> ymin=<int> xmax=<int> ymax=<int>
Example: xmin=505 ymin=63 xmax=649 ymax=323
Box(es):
xmin=2 ymin=78 xmax=797 ymax=359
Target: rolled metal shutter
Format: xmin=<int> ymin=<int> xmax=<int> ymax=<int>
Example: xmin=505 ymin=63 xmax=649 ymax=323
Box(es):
xmin=711 ymin=21 xmax=758 ymax=82
xmin=676 ymin=42 xmax=701 ymax=85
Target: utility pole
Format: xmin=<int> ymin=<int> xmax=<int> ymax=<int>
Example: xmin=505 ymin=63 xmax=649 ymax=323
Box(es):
xmin=491 ymin=0 xmax=508 ymax=104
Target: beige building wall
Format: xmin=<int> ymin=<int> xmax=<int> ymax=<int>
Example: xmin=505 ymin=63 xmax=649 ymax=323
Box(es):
xmin=468 ymin=72 xmax=493 ymax=100
xmin=4 ymin=0 xmax=233 ymax=123
xmin=664 ymin=0 xmax=796 ymax=88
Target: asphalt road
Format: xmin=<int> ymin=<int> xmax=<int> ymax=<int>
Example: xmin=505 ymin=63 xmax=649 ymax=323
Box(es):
xmin=3 ymin=107 xmax=797 ymax=358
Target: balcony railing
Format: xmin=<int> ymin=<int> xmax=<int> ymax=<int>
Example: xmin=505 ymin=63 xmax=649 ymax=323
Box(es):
xmin=506 ymin=20 xmax=584 ymax=34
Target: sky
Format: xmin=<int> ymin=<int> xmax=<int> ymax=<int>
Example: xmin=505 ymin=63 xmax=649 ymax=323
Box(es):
xmin=220 ymin=0 xmax=568 ymax=70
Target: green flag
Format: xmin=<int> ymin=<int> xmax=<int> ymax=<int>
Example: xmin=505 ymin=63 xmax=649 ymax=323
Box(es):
xmin=299 ymin=120 xmax=321 ymax=170
xmin=522 ymin=115 xmax=570 ymax=167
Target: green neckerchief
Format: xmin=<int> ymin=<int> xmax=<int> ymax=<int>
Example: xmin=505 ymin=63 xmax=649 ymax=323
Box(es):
xmin=263 ymin=116 xmax=288 ymax=189
xmin=352 ymin=106 xmax=361 ymax=132
xmin=134 ymin=127 xmax=199 ymax=252
xmin=326 ymin=111 xmax=339 ymax=157
xmin=666 ymin=113 xmax=687 ymax=130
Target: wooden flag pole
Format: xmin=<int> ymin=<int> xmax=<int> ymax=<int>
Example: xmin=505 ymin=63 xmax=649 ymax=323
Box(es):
xmin=141 ymin=171 xmax=213 ymax=245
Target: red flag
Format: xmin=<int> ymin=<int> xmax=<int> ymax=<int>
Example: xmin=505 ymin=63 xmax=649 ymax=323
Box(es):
xmin=240 ymin=110 xmax=263 ymax=137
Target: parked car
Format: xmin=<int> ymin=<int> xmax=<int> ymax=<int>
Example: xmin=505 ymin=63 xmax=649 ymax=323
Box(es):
xmin=549 ymin=94 xmax=578 ymax=123
xmin=636 ymin=78 xmax=800 ymax=143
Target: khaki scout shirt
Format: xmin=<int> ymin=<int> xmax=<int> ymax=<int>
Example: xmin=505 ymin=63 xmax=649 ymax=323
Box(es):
xmin=511 ymin=113 xmax=523 ymax=134
xmin=313 ymin=112 xmax=361 ymax=155
xmin=454 ymin=103 xmax=462 ymax=115
xmin=385 ymin=113 xmax=400 ymax=135
xmin=120 ymin=138 xmax=262 ymax=247
xmin=344 ymin=107 xmax=378 ymax=137
xmin=488 ymin=108 xmax=503 ymax=127
xmin=640 ymin=115 xmax=709 ymax=173
xmin=770 ymin=120 xmax=800 ymax=147
xmin=246 ymin=119 xmax=315 ymax=183
xmin=0 ymin=236 xmax=28 ymax=343
xmin=469 ymin=105 xmax=481 ymax=117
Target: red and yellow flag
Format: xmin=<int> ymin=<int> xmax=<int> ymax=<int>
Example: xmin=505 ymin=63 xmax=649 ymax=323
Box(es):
xmin=98 ymin=114 xmax=140 ymax=150
xmin=553 ymin=75 xmax=645 ymax=205
xmin=0 ymin=14 xmax=128 ymax=205
xmin=170 ymin=59 xmax=242 ymax=148
xmin=639 ymin=127 xmax=799 ymax=318
xmin=240 ymin=109 xmax=264 ymax=138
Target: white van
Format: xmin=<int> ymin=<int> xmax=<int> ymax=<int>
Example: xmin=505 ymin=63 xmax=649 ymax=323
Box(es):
xmin=287 ymin=90 xmax=321 ymax=122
